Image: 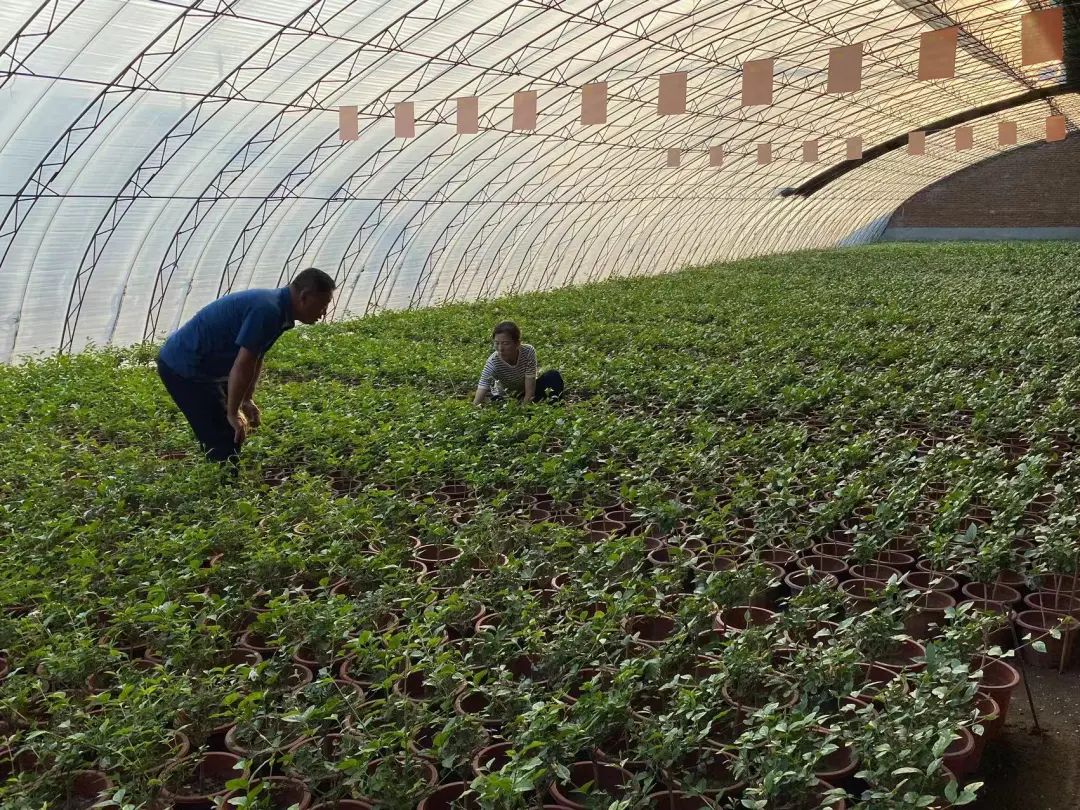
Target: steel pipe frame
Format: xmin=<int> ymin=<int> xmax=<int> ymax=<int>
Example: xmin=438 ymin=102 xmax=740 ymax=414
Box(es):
xmin=337 ymin=0 xmax=950 ymax=317
xmin=470 ymin=0 xmax=1045 ymax=302
xmin=479 ymin=0 xmax=1067 ymax=299
xmin=0 ymin=0 xmax=234 ymax=361
xmin=60 ymin=0 xmax=373 ymax=353
xmin=144 ymin=0 xmax=568 ymax=343
xmin=406 ymin=0 xmax=1028 ymax=311
xmin=0 ymin=0 xmax=88 ymax=91
xmin=2 ymin=0 xmax=1064 ymax=358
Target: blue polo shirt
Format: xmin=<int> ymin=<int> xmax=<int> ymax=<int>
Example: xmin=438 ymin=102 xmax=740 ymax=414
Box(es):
xmin=159 ymin=287 xmax=294 ymax=381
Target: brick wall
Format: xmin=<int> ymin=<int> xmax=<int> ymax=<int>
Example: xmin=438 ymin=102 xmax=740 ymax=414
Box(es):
xmin=887 ymin=135 xmax=1080 ymax=228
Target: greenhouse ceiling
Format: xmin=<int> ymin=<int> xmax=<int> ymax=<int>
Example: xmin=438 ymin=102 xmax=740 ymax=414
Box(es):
xmin=0 ymin=0 xmax=1076 ymax=361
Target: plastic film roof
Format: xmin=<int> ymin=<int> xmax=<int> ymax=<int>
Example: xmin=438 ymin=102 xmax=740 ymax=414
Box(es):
xmin=0 ymin=0 xmax=1076 ymax=360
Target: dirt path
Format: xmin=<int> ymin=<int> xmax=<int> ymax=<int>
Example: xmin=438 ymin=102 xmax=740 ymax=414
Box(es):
xmin=971 ymin=667 xmax=1080 ymax=810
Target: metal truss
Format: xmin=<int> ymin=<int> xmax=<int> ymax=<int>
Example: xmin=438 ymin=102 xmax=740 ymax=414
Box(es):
xmin=0 ymin=0 xmax=87 ymax=91
xmin=0 ymin=0 xmax=235 ymax=359
xmin=1 ymin=0 xmax=1073 ymax=359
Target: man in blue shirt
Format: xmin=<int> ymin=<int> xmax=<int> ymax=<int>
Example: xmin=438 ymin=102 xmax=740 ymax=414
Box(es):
xmin=157 ymin=268 xmax=336 ymax=463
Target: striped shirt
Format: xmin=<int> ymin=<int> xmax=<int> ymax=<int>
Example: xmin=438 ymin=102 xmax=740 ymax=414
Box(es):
xmin=478 ymin=344 xmax=538 ymax=396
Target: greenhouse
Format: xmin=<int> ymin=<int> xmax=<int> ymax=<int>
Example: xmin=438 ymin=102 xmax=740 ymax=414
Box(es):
xmin=1 ymin=0 xmax=1079 ymax=808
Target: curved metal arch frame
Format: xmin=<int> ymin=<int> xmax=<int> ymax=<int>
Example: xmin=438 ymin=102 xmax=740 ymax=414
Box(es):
xmin=334 ymin=0 xmax=940 ymax=317
xmin=0 ymin=0 xmax=89 ymax=90
xmin=225 ymin=0 xmax=564 ymax=296
xmin=440 ymin=0 xmax=1054 ymax=306
xmin=0 ymin=0 xmax=235 ymax=360
xmin=142 ymin=0 xmax=562 ymax=342
xmin=395 ymin=0 xmax=1018 ymax=313
xmin=59 ymin=0 xmax=374 ymax=353
xmin=282 ymin=0 xmax=751 ymax=319
xmin=444 ymin=0 xmax=1045 ymax=302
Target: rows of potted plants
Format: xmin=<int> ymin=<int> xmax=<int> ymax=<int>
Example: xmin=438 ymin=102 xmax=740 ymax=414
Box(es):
xmin=2 ymin=242 xmax=1080 ymax=807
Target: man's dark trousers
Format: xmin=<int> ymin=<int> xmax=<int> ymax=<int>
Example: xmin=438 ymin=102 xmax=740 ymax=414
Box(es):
xmin=158 ymin=359 xmax=241 ymax=463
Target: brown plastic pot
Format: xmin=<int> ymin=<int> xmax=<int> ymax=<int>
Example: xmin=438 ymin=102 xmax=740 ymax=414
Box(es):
xmin=309 ymin=802 xmax=374 ymax=810
xmin=417 ymin=782 xmax=481 ymax=810
xmin=1014 ymin=610 xmax=1079 ymax=669
xmin=1038 ymin=573 xmax=1079 ymax=595
xmin=645 ymin=791 xmax=716 ymax=809
xmin=961 ymin=582 xmax=1022 ymax=610
xmin=811 ymin=541 xmax=853 ymax=559
xmin=901 ymin=570 xmax=960 ymax=595
xmin=758 ymin=547 xmax=798 ymax=571
xmin=1023 ymin=591 xmax=1080 ymax=617
xmin=852 ymin=662 xmax=902 ymax=697
xmin=414 ymin=544 xmax=462 ymax=568
xmin=840 ymin=578 xmax=885 ymax=611
xmin=798 ymin=554 xmax=848 ymax=578
xmin=256 ymin=776 xmax=313 ymax=810
xmin=784 ymin=568 xmax=839 ymax=595
xmin=238 ymin=629 xmax=278 ymax=656
xmin=975 ymin=690 xmax=1004 ymax=741
xmin=63 ymin=771 xmax=113 ymax=807
xmin=973 ymin=656 xmax=1021 ymax=723
xmin=584 ymin=517 xmax=626 ymax=540
xmin=625 ymin=614 xmax=678 ymax=644
xmin=943 ymin=727 xmax=977 ymax=779
xmin=159 ymin=752 xmax=244 ymax=808
xmin=848 ymin=563 xmax=902 ymax=583
xmin=471 ymin=741 xmax=513 ymax=778
xmin=714 ymin=606 xmax=776 ymax=634
xmin=904 ymin=590 xmax=957 ymax=640
xmin=873 ymin=550 xmax=916 ymax=572
xmin=875 ymin=638 xmax=926 ymax=672
xmin=548 ymin=761 xmax=632 ymax=808
xmin=814 ymin=737 xmax=858 ymax=787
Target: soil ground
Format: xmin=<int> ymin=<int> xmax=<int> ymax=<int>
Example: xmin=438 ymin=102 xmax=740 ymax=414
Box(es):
xmin=971 ymin=666 xmax=1080 ymax=809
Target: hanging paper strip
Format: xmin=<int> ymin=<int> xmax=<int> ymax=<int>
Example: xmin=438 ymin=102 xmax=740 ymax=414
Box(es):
xmin=667 ymin=148 xmax=681 ymax=167
xmin=709 ymin=146 xmax=724 ymax=167
xmin=997 ymin=120 xmax=1017 ymax=146
xmin=581 ymin=82 xmax=607 ymax=125
xmin=742 ymin=58 xmax=774 ymax=106
xmin=658 ymin=72 xmax=687 ymax=115
xmin=908 ymin=130 xmax=926 ymax=155
xmin=955 ymin=126 xmax=973 ymax=151
xmin=918 ymin=27 xmax=958 ymax=81
xmin=803 ymin=140 xmax=818 ymax=162
xmin=339 ymin=106 xmax=358 ymax=141
xmin=513 ymin=91 xmax=537 ymax=131
xmin=1022 ymin=8 xmax=1064 ymax=66
xmin=457 ymin=97 xmax=479 ymax=135
xmin=756 ymin=143 xmax=772 ymax=165
xmin=846 ymin=136 xmax=863 ymax=160
xmin=394 ymin=102 xmax=415 ymax=138
xmin=1046 ymin=115 xmax=1067 ymax=142
xmin=827 ymin=43 xmax=863 ymax=94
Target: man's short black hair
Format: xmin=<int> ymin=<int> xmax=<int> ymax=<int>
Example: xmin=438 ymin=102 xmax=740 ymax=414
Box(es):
xmin=291 ymin=267 xmax=336 ymax=294
xmin=492 ymin=321 xmax=521 ymax=342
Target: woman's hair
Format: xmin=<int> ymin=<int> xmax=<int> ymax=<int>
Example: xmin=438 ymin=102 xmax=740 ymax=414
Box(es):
xmin=492 ymin=321 xmax=521 ymax=342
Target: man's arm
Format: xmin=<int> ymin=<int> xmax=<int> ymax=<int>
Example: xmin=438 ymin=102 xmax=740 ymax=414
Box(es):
xmin=241 ymin=357 xmax=263 ymax=427
xmin=227 ymin=348 xmax=259 ymax=441
xmin=245 ymin=357 xmax=263 ymax=399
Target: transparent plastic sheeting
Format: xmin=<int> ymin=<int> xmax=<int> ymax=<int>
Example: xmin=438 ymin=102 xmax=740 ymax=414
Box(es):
xmin=0 ymin=0 xmax=1074 ymax=361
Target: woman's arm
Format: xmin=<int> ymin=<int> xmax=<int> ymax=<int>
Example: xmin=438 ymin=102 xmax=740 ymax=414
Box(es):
xmin=521 ymin=374 xmax=536 ymax=403
xmin=473 ymin=386 xmax=490 ymax=406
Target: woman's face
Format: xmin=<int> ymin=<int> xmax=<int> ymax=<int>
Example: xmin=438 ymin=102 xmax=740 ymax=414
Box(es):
xmin=493 ymin=333 xmax=519 ymax=361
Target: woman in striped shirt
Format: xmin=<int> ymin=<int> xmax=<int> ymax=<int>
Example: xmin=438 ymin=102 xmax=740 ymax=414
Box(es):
xmin=473 ymin=321 xmax=564 ymax=405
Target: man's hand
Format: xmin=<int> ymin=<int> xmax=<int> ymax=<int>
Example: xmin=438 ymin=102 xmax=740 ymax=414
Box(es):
xmin=241 ymin=399 xmax=261 ymax=428
xmin=227 ymin=410 xmax=250 ymax=444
